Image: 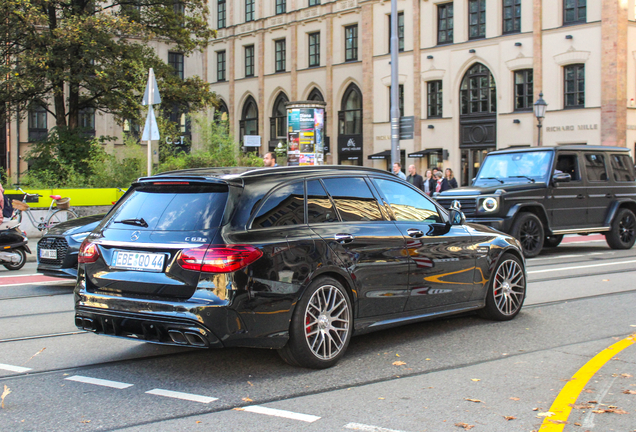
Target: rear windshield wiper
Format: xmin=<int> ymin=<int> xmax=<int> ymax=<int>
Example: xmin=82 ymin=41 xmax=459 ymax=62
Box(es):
xmin=114 ymin=218 xmax=148 ymax=228
xmin=509 ymin=175 xmax=535 ymax=183
xmin=480 ymin=177 xmax=504 ymax=184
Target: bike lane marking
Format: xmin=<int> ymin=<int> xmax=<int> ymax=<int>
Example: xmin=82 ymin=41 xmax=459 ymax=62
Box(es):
xmin=538 ymin=333 xmax=636 ymax=431
xmin=0 ymin=274 xmax=70 ymax=286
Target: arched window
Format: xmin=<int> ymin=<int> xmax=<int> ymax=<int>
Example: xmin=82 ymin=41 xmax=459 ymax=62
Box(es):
xmin=270 ymin=92 xmax=288 ymax=140
xmin=240 ymin=96 xmax=258 ymax=143
xmin=460 ymin=63 xmax=496 ymax=115
xmin=308 ymin=87 xmax=324 ymax=101
xmin=215 ymin=99 xmax=229 ymax=123
xmin=339 ymin=83 xmax=362 ymax=135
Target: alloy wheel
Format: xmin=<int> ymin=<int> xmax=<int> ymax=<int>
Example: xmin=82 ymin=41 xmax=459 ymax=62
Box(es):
xmin=492 ymin=259 xmax=525 ymax=316
xmin=520 ymin=219 xmax=541 ymax=254
xmin=619 ymin=212 xmax=636 ymax=244
xmin=304 ymin=285 xmax=350 ymax=360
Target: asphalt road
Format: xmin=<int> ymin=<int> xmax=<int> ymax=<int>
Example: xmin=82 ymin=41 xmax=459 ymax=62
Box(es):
xmin=1 ymin=237 xmax=636 ymax=432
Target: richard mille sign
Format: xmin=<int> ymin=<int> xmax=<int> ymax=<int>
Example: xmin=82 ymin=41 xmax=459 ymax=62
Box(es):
xmin=546 ymin=124 xmax=599 ymax=132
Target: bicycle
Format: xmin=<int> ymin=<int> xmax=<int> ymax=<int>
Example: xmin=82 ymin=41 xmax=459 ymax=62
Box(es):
xmin=10 ymin=187 xmax=78 ymax=234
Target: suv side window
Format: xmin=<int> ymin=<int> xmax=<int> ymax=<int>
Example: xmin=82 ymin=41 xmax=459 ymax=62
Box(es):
xmin=307 ymin=179 xmax=339 ymax=224
xmin=610 ymin=154 xmax=636 ymax=182
xmin=584 ymin=152 xmax=608 ymax=182
xmin=252 ymin=182 xmax=305 ymax=228
xmin=373 ymin=178 xmax=443 ymax=223
xmin=322 ymin=177 xmax=384 ymax=222
xmin=555 ymin=154 xmax=582 ymax=181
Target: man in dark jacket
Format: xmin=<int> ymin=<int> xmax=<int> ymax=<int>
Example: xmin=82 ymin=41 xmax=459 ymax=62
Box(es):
xmin=406 ymin=165 xmax=424 ymax=191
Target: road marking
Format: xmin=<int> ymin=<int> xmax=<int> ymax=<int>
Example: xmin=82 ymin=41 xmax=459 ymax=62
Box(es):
xmin=528 ymin=254 xmax=586 ymax=261
xmin=344 ymin=423 xmax=408 ymax=432
xmin=581 ymin=375 xmax=618 ymax=428
xmin=146 ymin=389 xmax=218 ymax=404
xmin=0 ymin=363 xmax=32 ymax=373
xmin=242 ymin=405 xmax=320 ymax=423
xmin=0 ymin=273 xmax=45 ymax=278
xmin=528 ymin=259 xmax=636 ymax=274
xmin=65 ymin=375 xmax=133 ymax=389
xmin=538 ymin=334 xmax=636 ymax=431
xmin=0 ymin=281 xmax=71 ymax=288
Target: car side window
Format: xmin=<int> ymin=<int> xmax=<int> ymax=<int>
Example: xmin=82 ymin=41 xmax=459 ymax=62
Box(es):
xmin=321 ymin=177 xmax=384 ymax=222
xmin=307 ymin=179 xmax=339 ymax=224
xmin=252 ymin=182 xmax=305 ymax=228
xmin=373 ymin=178 xmax=443 ymax=223
xmin=610 ymin=154 xmax=636 ymax=182
xmin=555 ymin=154 xmax=581 ymax=181
xmin=584 ymin=153 xmax=608 ymax=182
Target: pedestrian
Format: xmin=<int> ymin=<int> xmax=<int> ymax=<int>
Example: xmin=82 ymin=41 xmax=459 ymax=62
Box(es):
xmin=445 ymin=168 xmax=458 ymax=189
xmin=0 ymin=183 xmax=4 ymax=227
xmin=428 ymin=167 xmax=440 ymax=193
xmin=406 ymin=165 xmax=424 ymax=190
xmin=434 ymin=171 xmax=451 ymax=193
xmin=263 ymin=152 xmax=278 ymax=167
xmin=423 ymin=169 xmax=433 ymax=196
xmin=392 ymin=162 xmax=406 ymax=180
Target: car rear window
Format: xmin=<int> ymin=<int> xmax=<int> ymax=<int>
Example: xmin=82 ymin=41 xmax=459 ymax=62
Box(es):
xmin=252 ymin=182 xmax=305 ymax=228
xmin=108 ymin=184 xmax=228 ymax=231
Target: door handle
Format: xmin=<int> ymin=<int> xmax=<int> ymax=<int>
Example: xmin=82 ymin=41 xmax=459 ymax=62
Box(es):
xmin=334 ymin=233 xmax=354 ymax=244
xmin=577 ymin=194 xmax=585 ymax=199
xmin=605 ymin=193 xmax=612 ymax=198
xmin=407 ymin=228 xmax=424 ymax=238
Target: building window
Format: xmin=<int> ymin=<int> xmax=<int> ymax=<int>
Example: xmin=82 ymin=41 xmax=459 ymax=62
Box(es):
xmin=240 ymin=96 xmax=258 ymax=144
xmin=276 ymin=0 xmax=286 ymax=15
xmin=460 ymin=63 xmax=496 ymax=115
xmin=388 ymin=12 xmax=405 ymax=53
xmin=168 ymin=52 xmax=184 ymax=80
xmin=245 ymin=0 xmax=255 ymax=22
xmin=564 ymin=0 xmax=586 ymax=24
xmin=217 ymin=0 xmax=226 ymax=29
xmin=245 ymin=45 xmax=254 ymax=77
xmin=437 ymin=3 xmax=454 ymax=45
xmin=173 ymin=1 xmax=185 ymax=27
xmin=468 ymin=0 xmax=486 ymax=40
xmin=389 ymin=85 xmax=404 ymax=118
xmin=217 ymin=50 xmax=226 ymax=82
xmin=502 ymin=0 xmax=521 ymax=34
xmin=275 ymin=39 xmax=286 ymax=72
xmin=309 ymin=0 xmax=320 ymax=5
xmin=345 ymin=25 xmax=358 ymax=61
xmin=270 ymin=92 xmax=289 ymax=140
xmin=79 ymin=108 xmax=96 ymax=136
xmin=308 ymin=32 xmax=320 ymax=67
xmin=339 ymin=84 xmax=362 ymax=135
xmin=28 ymin=104 xmax=48 ymax=142
xmin=215 ymin=100 xmax=229 ymax=123
xmin=564 ymin=64 xmax=585 ymax=108
xmin=427 ymin=81 xmax=443 ymax=118
xmin=514 ymin=69 xmax=533 ymax=110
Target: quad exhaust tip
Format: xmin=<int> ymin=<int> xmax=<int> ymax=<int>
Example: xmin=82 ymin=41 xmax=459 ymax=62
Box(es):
xmin=168 ymin=329 xmax=207 ymax=347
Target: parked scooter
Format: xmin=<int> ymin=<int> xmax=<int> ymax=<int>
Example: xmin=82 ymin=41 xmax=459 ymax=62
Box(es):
xmin=0 ymin=225 xmax=31 ymax=270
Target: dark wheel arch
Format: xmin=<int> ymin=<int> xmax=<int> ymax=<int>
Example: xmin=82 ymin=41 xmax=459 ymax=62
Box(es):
xmin=511 ymin=212 xmax=545 ymax=258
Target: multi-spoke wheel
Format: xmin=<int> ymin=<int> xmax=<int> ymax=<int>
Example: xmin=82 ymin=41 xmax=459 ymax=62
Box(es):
xmin=478 ymin=253 xmax=526 ymax=321
xmin=511 ymin=213 xmax=544 ymax=258
xmin=606 ymin=208 xmax=636 ymax=250
xmin=278 ymin=277 xmax=352 ymax=369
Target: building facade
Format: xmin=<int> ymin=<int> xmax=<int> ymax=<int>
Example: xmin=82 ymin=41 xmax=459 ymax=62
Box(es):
xmin=5 ymin=0 xmax=636 ymax=186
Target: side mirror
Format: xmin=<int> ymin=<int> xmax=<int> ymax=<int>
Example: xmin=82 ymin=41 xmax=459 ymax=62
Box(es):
xmin=553 ymin=172 xmax=571 ymax=183
xmin=449 ymin=200 xmax=466 ymax=225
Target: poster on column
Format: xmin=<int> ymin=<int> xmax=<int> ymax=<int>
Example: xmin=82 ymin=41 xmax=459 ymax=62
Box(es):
xmin=287 ymin=109 xmax=301 ymax=166
xmin=286 ymin=106 xmax=325 ymax=166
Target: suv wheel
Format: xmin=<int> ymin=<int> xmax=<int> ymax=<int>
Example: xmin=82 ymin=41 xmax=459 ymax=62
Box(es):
xmin=544 ymin=235 xmax=564 ymax=248
xmin=511 ymin=213 xmax=544 ymax=258
xmin=477 ymin=253 xmax=526 ymax=321
xmin=278 ymin=277 xmax=352 ymax=369
xmin=606 ymin=208 xmax=636 ymax=250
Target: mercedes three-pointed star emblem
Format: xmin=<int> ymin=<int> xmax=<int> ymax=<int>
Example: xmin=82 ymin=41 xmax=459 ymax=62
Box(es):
xmin=130 ymin=231 xmax=140 ymax=241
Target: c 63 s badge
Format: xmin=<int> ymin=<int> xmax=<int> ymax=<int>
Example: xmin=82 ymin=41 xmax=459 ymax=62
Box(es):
xmin=185 ymin=237 xmax=208 ymax=242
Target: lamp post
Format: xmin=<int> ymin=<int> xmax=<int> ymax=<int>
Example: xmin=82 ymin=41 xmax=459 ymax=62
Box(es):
xmin=533 ymin=92 xmax=547 ymax=147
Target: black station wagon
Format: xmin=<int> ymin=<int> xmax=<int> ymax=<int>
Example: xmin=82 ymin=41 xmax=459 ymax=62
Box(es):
xmin=75 ymin=166 xmax=527 ymax=368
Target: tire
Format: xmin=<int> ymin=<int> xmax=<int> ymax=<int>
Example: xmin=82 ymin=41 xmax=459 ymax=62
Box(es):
xmin=3 ymin=248 xmax=27 ymax=271
xmin=511 ymin=213 xmax=544 ymax=258
xmin=605 ymin=208 xmax=636 ymax=250
xmin=478 ymin=253 xmax=526 ymax=321
xmin=45 ymin=209 xmax=78 ymax=234
xmin=543 ymin=234 xmax=564 ymax=248
xmin=278 ymin=276 xmax=353 ymax=369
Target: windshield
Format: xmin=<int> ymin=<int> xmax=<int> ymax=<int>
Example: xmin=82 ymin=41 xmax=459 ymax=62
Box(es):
xmin=475 ymin=151 xmax=553 ymax=186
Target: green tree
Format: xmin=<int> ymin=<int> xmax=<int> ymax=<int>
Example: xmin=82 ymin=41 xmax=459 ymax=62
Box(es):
xmin=0 ymin=0 xmax=216 ymax=130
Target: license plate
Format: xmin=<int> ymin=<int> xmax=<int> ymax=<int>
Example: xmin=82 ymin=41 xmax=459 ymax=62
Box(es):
xmin=40 ymin=249 xmax=57 ymax=259
xmin=112 ymin=250 xmax=165 ymax=272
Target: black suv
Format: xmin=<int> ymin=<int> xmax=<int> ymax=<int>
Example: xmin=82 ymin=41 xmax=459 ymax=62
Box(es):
xmin=436 ymin=145 xmax=636 ymax=257
xmin=75 ymin=166 xmax=526 ymax=368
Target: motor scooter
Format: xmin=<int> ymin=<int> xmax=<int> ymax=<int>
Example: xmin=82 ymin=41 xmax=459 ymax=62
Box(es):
xmin=0 ymin=225 xmax=31 ymax=270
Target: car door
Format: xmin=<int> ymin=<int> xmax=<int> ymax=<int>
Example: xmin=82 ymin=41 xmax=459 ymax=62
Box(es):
xmin=549 ymin=152 xmax=588 ymax=229
xmin=582 ymin=151 xmax=612 ymax=227
xmin=370 ymin=177 xmax=477 ymax=311
xmin=309 ymin=177 xmax=410 ymax=318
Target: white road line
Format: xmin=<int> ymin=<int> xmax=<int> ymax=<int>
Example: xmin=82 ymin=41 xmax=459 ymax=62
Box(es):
xmin=242 ymin=405 xmax=321 ymax=423
xmin=528 ymin=259 xmax=636 ymax=274
xmin=0 ymin=363 xmax=32 ymax=373
xmin=65 ymin=375 xmax=133 ymax=389
xmin=0 ymin=273 xmax=45 ymax=279
xmin=0 ymin=281 xmax=72 ymax=288
xmin=344 ymin=423 xmax=408 ymax=432
xmin=146 ymin=389 xmax=218 ymax=404
xmin=528 ymin=254 xmax=586 ymax=261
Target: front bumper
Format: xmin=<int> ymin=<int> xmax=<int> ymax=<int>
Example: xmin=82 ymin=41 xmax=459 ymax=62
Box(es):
xmin=465 ymin=217 xmax=511 ymax=233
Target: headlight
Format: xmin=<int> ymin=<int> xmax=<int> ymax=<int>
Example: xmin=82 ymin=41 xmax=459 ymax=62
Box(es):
xmin=482 ymin=197 xmax=498 ymax=212
xmin=70 ymin=231 xmax=92 ymax=242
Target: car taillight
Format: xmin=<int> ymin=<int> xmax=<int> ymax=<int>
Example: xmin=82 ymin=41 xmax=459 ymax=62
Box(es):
xmin=78 ymin=239 xmax=100 ymax=263
xmin=178 ymin=245 xmax=262 ymax=273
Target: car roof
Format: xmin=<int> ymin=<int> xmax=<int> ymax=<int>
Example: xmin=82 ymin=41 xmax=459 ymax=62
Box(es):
xmin=491 ymin=145 xmax=630 ymax=155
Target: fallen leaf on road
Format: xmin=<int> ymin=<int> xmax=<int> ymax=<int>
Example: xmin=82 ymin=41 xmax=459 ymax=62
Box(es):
xmin=396 ymin=354 xmax=400 ymax=357
xmin=602 ymin=279 xmax=609 ymax=282
xmin=464 ymin=398 xmax=482 ymax=403
xmin=587 ymin=400 xmax=598 ymax=404
xmin=623 ymin=390 xmax=636 ymax=395
xmin=242 ymin=397 xmax=253 ymax=402
xmin=574 ymin=422 xmax=582 ymax=426
xmin=592 ymin=408 xmax=628 ymax=414
xmin=233 ymin=408 xmax=245 ymax=411
xmin=471 ymin=379 xmax=480 ymax=382
xmin=537 ymin=411 xmax=555 ymax=417
xmin=454 ymin=422 xmax=474 ymax=430
xmin=1 ymin=385 xmax=11 ymax=409
xmin=510 ymin=397 xmax=520 ymax=401
xmin=570 ymin=404 xmax=594 ymax=409
xmin=247 ymin=381 xmax=253 ymax=386
xmin=79 ymin=420 xmax=90 ymax=424
xmin=532 ymin=407 xmax=539 ymax=411
xmin=378 ymin=397 xmax=385 ymax=400
xmin=393 ymin=361 xmax=406 ymax=366
xmin=503 ymin=416 xmax=516 ymax=421
xmin=24 ymin=348 xmax=46 ymax=365
xmin=622 ymin=374 xmax=633 ymax=378
xmin=196 ymin=421 xmax=201 ymax=424
xmin=425 ymin=358 xmax=431 ymax=361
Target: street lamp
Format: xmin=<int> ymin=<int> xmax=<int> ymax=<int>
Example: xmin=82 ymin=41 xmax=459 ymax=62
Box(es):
xmin=533 ymin=92 xmax=547 ymax=147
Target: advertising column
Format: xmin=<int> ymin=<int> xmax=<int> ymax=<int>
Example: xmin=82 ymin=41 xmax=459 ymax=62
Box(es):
xmin=285 ymin=101 xmax=327 ymax=166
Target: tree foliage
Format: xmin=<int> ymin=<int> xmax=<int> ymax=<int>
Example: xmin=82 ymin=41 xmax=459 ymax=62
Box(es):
xmin=0 ymin=0 xmax=216 ymax=129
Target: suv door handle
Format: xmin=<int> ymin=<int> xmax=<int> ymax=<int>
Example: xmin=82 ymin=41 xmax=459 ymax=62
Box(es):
xmin=334 ymin=233 xmax=354 ymax=244
xmin=407 ymin=228 xmax=424 ymax=238
xmin=577 ymin=194 xmax=585 ymax=199
xmin=605 ymin=193 xmax=613 ymax=198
